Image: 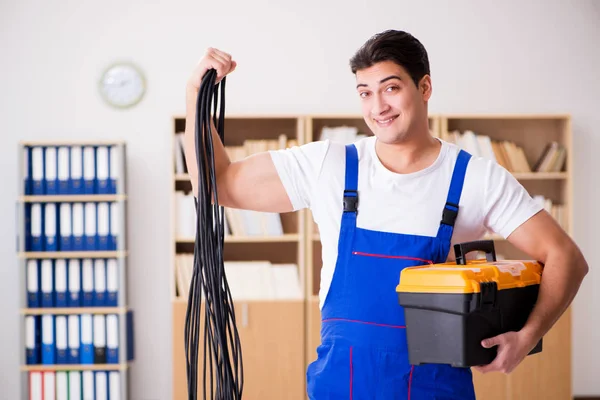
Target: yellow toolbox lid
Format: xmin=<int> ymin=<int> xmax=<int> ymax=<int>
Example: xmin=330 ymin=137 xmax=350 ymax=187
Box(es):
xmin=396 ymin=258 xmax=542 ymax=294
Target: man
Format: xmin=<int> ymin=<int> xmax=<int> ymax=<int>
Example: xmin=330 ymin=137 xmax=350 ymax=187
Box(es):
xmin=183 ymin=30 xmax=588 ymax=399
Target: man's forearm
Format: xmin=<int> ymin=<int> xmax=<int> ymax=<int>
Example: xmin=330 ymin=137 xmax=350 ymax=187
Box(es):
xmin=184 ymin=86 xmax=231 ymax=198
xmin=520 ymin=244 xmax=588 ymax=345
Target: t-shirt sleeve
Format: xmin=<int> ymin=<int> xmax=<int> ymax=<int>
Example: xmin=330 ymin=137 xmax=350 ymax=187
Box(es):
xmin=482 ymin=160 xmax=544 ymax=238
xmin=268 ymin=140 xmax=330 ymax=211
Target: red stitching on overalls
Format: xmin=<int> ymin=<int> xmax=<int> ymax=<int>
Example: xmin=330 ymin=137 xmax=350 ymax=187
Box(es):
xmin=349 ymin=346 xmax=354 ymax=400
xmin=322 ymin=318 xmax=406 ymax=329
xmin=408 ymin=365 xmax=414 ymax=400
xmin=352 ymin=251 xmax=433 ymax=264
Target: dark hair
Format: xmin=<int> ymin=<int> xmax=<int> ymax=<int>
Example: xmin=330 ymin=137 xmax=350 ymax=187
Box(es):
xmin=349 ymin=30 xmax=430 ymax=87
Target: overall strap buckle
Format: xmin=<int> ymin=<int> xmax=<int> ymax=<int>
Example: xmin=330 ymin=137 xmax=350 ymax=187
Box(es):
xmin=343 ymin=190 xmax=358 ymax=213
xmin=441 ymin=201 xmax=459 ymax=227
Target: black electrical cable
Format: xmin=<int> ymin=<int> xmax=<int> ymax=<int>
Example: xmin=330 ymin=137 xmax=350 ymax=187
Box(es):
xmin=184 ymin=68 xmax=244 ymax=400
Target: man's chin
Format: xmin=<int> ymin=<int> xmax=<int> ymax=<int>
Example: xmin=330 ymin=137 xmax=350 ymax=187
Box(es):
xmin=374 ymin=130 xmax=408 ymax=145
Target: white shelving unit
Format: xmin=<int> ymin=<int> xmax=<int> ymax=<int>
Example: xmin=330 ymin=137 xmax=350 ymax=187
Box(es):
xmin=16 ymin=141 xmax=133 ymax=399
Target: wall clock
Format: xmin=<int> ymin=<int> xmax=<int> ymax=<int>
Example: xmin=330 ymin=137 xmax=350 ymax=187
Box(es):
xmin=99 ymin=62 xmax=146 ymax=108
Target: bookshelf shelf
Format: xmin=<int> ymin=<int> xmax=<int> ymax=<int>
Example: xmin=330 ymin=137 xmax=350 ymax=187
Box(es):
xmin=20 ymin=195 xmax=127 ymax=203
xmin=433 ymin=113 xmax=570 ymax=120
xmin=174 ymin=174 xmax=190 ymax=182
xmin=176 ymin=234 xmax=300 ymax=243
xmin=18 ymin=251 xmax=127 ymax=259
xmin=21 ymin=364 xmax=129 ymax=372
xmin=19 ymin=140 xmax=126 ymax=147
xmin=512 ymin=172 xmax=568 ymax=180
xmin=21 ymin=307 xmax=129 ymax=315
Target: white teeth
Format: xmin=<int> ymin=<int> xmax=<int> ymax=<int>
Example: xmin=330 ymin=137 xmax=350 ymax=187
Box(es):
xmin=376 ymin=117 xmax=396 ymax=123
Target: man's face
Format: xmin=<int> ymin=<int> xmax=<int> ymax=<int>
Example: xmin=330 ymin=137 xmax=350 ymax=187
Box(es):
xmin=355 ymin=60 xmax=431 ymax=144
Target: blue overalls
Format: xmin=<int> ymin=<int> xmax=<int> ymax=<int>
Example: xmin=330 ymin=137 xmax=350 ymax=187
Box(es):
xmin=306 ymin=144 xmax=476 ymax=400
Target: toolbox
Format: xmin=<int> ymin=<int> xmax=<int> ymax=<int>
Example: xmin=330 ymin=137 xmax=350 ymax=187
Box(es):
xmin=396 ymin=240 xmax=543 ymax=367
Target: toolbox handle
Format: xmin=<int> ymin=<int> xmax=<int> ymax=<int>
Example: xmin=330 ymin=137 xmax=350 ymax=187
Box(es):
xmin=454 ymin=240 xmax=497 ymax=265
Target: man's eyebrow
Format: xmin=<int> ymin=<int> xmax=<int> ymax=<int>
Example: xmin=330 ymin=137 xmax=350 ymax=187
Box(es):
xmin=380 ymin=75 xmax=403 ymax=84
xmin=356 ymin=75 xmax=403 ymax=89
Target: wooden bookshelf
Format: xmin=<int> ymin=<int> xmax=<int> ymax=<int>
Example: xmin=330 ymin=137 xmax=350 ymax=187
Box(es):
xmin=170 ymin=115 xmax=307 ymax=400
xmin=175 ymin=233 xmax=300 ymax=243
xmin=440 ymin=114 xmax=573 ymax=400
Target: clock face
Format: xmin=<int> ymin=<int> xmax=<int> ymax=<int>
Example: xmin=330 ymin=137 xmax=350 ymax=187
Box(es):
xmin=99 ymin=63 xmax=146 ymax=108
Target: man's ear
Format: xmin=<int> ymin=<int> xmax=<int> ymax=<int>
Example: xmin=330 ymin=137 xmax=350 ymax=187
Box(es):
xmin=419 ymin=75 xmax=432 ymax=101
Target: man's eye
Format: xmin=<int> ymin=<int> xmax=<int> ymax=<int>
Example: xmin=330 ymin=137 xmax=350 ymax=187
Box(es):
xmin=386 ymin=86 xmax=399 ymax=92
xmin=359 ymin=92 xmax=369 ymax=98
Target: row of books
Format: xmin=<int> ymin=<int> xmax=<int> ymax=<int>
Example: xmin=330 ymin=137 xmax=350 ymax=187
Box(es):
xmin=24 ymin=145 xmax=121 ymax=195
xmin=534 ymin=141 xmax=568 ymax=173
xmin=319 ymin=125 xmax=367 ymax=144
xmin=28 ymin=370 xmax=121 ymax=400
xmin=175 ymin=256 xmax=303 ymax=300
xmin=173 ymin=133 xmax=298 ymax=174
xmin=25 ymin=313 xmax=130 ymax=365
xmin=225 ymin=136 xmax=299 ymax=161
xmin=175 ymin=192 xmax=285 ymax=238
xmin=27 ymin=259 xmax=118 ymax=308
xmin=25 ymin=202 xmax=119 ymax=252
xmin=443 ymin=130 xmax=567 ymax=173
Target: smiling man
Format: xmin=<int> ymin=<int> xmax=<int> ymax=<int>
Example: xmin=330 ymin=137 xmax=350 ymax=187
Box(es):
xmin=184 ymin=29 xmax=588 ymax=399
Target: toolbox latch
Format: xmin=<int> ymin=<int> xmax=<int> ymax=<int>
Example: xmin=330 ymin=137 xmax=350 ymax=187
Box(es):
xmin=479 ymin=282 xmax=497 ymax=310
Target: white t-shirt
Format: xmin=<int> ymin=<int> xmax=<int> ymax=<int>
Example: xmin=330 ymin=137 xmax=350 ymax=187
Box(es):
xmin=269 ymin=136 xmax=542 ymax=309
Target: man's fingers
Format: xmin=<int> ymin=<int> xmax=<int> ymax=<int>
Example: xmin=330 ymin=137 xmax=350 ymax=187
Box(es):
xmin=209 ymin=48 xmax=232 ymax=61
xmin=205 ymin=48 xmax=236 ymax=77
xmin=206 ymin=50 xmax=235 ymax=80
xmin=208 ymin=51 xmax=229 ymax=68
xmin=474 ymin=356 xmax=502 ymax=374
xmin=475 ymin=334 xmax=506 ymax=373
xmin=481 ymin=334 xmax=503 ymax=349
xmin=474 ymin=347 xmax=513 ymax=374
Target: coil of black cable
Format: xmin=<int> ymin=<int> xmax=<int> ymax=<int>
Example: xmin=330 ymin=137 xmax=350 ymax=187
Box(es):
xmin=184 ymin=68 xmax=244 ymax=400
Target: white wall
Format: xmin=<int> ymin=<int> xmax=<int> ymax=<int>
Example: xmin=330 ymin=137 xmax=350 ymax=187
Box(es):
xmin=1 ymin=0 xmax=598 ymax=398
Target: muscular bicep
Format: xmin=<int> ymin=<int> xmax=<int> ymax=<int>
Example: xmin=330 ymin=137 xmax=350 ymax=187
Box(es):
xmin=217 ymin=152 xmax=294 ymax=213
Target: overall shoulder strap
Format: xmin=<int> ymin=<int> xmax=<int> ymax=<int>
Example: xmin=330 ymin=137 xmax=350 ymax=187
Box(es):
xmin=437 ymin=149 xmax=472 ymax=242
xmin=342 ymin=144 xmax=359 ymax=228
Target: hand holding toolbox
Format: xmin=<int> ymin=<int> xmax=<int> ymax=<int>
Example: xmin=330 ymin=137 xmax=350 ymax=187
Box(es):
xmin=396 ymin=240 xmax=543 ymax=368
